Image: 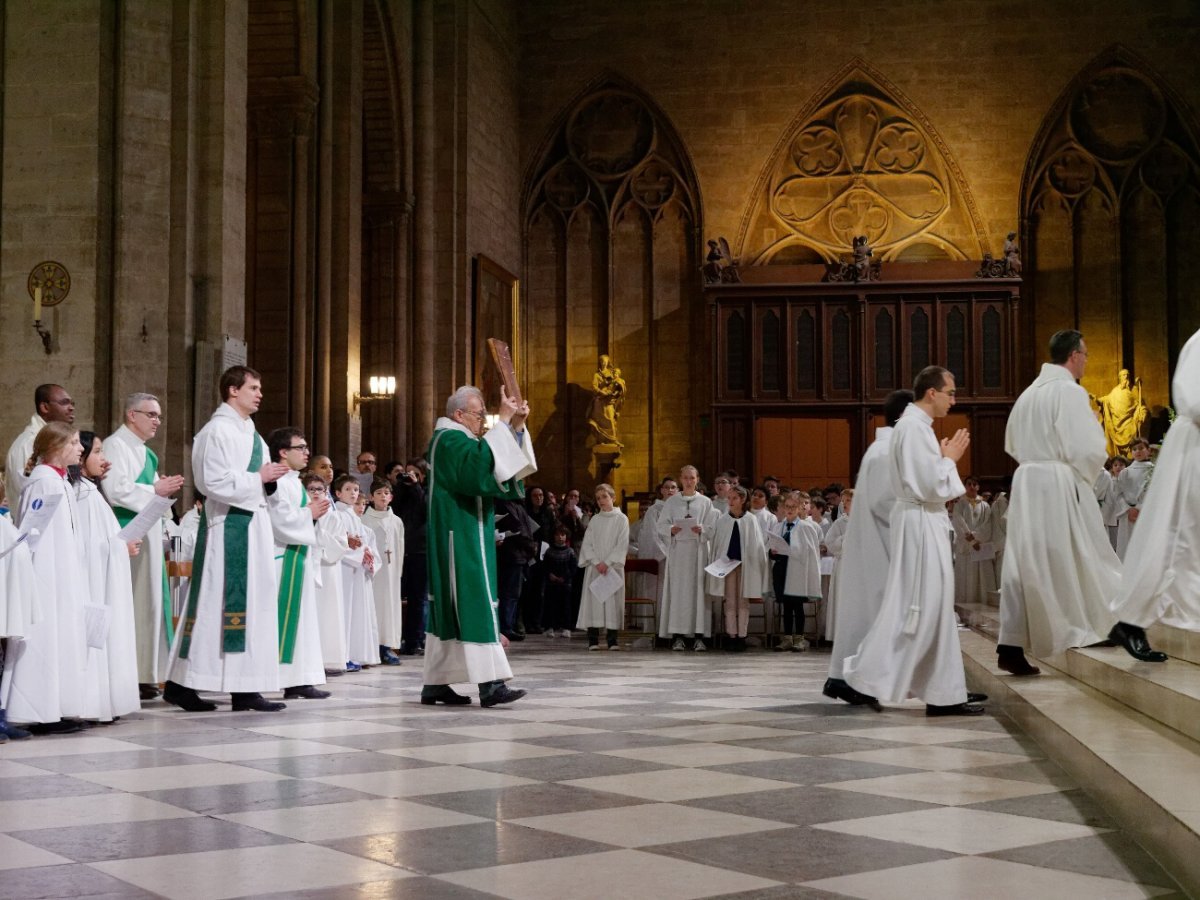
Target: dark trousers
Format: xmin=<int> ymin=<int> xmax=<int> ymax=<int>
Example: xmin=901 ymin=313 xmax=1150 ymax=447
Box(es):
xmin=777 ymin=596 xmax=805 ymax=634
xmin=521 ymin=561 xmax=545 ymax=631
xmin=542 ymin=584 xmax=574 ymax=630
xmin=497 ymin=561 xmax=526 ymax=635
xmin=400 ymin=553 xmax=427 ymax=651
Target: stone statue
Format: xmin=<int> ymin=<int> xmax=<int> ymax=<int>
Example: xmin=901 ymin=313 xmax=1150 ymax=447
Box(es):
xmin=853 ymin=235 xmax=873 ymax=281
xmin=588 ymin=354 xmax=626 ymax=449
xmin=1003 ymin=232 xmax=1022 ymax=277
xmin=1091 ymin=368 xmax=1149 ymax=457
xmin=702 ymin=237 xmax=741 ymax=284
xmin=825 ymin=235 xmax=880 ymax=282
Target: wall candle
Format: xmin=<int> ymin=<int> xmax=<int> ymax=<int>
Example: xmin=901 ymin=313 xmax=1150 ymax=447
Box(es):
xmin=33 ymin=285 xmax=42 ymax=322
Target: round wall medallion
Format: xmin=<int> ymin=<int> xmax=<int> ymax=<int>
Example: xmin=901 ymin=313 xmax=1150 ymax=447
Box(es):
xmin=28 ymin=261 xmax=71 ymax=307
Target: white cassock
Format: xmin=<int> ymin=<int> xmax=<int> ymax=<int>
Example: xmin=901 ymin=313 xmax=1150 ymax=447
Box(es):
xmin=1092 ymin=473 xmax=1124 ymax=550
xmin=657 ymin=492 xmax=717 ymax=638
xmin=990 ymin=492 xmax=1009 ymax=577
xmin=575 ymin=509 xmax=630 ymax=631
xmin=1115 ymin=460 xmax=1153 ymax=560
xmin=362 ymin=506 xmax=405 ymax=649
xmin=3 ymin=466 xmax=88 ymax=723
xmin=0 ymin=511 xmax=36 ymax=641
xmin=75 ymin=478 xmax=141 ymax=721
xmin=3 ymin=414 xmax=44 ymax=509
xmin=315 ymin=510 xmax=351 ymax=670
xmin=1114 ymin=329 xmax=1200 ymax=629
xmin=338 ymin=503 xmax=380 ymax=664
xmin=707 ymin=514 xmax=769 ymax=598
xmin=998 ymin=363 xmax=1118 ymax=656
xmin=823 ymin=513 xmax=851 ymax=639
xmin=829 ymin=426 xmax=896 ymax=680
xmin=844 ymin=405 xmax=968 ymax=707
xmin=268 ymin=471 xmax=325 ymax=689
xmin=952 ymin=497 xmax=996 ymax=605
xmin=770 ymin=516 xmax=822 ymax=601
xmin=167 ymin=404 xmax=280 ymax=694
xmin=102 ymin=424 xmax=173 ymax=684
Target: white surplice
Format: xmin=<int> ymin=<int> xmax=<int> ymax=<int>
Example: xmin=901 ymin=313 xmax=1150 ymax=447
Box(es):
xmin=823 ymin=512 xmax=851 ymax=639
xmin=102 ymin=424 xmax=172 ymax=683
xmin=990 ymin=492 xmax=1009 ymax=574
xmin=656 ymin=492 xmax=717 ymax=638
xmin=74 ymin=478 xmax=141 ymax=721
xmin=3 ymin=414 xmax=44 ymax=509
xmin=769 ymin=516 xmax=822 ymax=599
xmin=338 ymin=503 xmax=380 ymax=665
xmin=844 ymin=405 xmax=968 ymax=707
xmin=314 ymin=510 xmax=351 ymax=670
xmin=0 ymin=513 xmax=36 ymax=640
xmin=998 ymin=364 xmax=1118 ymax=657
xmin=166 ymin=404 xmax=281 ymax=693
xmin=1114 ymin=329 xmax=1200 ymax=629
xmin=362 ymin=506 xmax=405 ymax=648
xmin=952 ymin=497 xmax=996 ymax=605
xmin=706 ymin=513 xmax=769 ymax=599
xmin=575 ymin=509 xmax=629 ymax=631
xmin=1092 ymin=472 xmax=1124 ymax=550
xmin=1114 ymin=460 xmax=1153 ymax=560
xmin=829 ymin=427 xmax=896 ymax=680
xmin=3 ymin=466 xmax=88 ymax=723
xmin=268 ymin=470 xmax=326 ymax=689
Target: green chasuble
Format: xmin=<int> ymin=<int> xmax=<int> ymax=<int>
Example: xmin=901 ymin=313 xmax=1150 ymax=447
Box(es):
xmin=112 ymin=446 xmax=173 ymax=645
xmin=425 ymin=428 xmax=525 ymax=643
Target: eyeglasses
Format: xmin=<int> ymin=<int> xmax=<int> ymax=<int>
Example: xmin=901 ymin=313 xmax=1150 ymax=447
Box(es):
xmin=134 ymin=410 xmax=164 ymax=422
xmin=461 ymin=409 xmax=486 ymax=421
xmin=938 ymin=389 xmax=957 ymax=397
xmin=714 ymin=480 xmax=730 ymax=485
xmin=288 ymin=443 xmax=309 ymax=452
xmin=358 ymin=458 xmax=376 ymax=465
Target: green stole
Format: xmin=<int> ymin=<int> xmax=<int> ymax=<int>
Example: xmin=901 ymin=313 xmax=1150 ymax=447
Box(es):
xmin=276 ymin=488 xmax=309 ymax=664
xmin=179 ymin=431 xmax=263 ymax=658
xmin=113 ymin=446 xmax=173 ymax=646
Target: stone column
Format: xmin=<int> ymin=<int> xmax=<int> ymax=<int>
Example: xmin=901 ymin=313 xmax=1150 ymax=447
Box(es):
xmin=411 ymin=0 xmax=436 ymax=444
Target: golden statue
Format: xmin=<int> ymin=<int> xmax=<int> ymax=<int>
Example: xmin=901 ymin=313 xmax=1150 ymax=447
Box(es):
xmin=1091 ymin=368 xmax=1148 ymax=457
xmin=588 ymin=353 xmax=626 ymax=449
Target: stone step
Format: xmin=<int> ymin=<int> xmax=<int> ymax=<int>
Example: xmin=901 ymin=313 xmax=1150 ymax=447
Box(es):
xmin=1148 ymin=622 xmax=1200 ymax=667
xmin=961 ymin=629 xmax=1199 ymax=897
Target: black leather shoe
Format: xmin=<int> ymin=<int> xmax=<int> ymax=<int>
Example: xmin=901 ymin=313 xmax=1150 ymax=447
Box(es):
xmin=283 ymin=685 xmax=331 ymax=700
xmin=1109 ymin=623 xmax=1168 ymax=662
xmin=480 ymin=685 xmax=527 ymax=708
xmin=163 ymin=681 xmax=218 ymax=712
xmin=926 ymin=702 xmax=986 ymax=717
xmin=503 ymin=631 xmax=525 ymax=642
xmin=968 ymin=692 xmax=988 ymax=703
xmin=231 ymin=693 xmax=287 ymax=712
xmin=421 ymin=685 xmax=472 ymax=706
xmin=823 ymin=678 xmax=882 ymax=711
xmin=28 ymin=720 xmax=85 ymax=735
xmin=139 ymin=683 xmax=161 ymax=701
xmin=997 ymin=645 xmax=1040 ymax=676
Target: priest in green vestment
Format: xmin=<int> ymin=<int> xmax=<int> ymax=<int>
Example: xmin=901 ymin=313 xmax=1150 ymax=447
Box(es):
xmin=422 ymin=385 xmax=536 ymax=707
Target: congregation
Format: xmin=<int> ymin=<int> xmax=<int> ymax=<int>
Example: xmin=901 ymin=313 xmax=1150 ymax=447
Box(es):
xmin=0 ymin=326 xmax=1195 ymax=741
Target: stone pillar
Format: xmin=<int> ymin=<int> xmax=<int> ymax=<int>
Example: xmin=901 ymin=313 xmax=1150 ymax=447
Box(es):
xmin=362 ymin=196 xmax=412 ymax=461
xmin=411 ymin=0 xmax=436 ymax=445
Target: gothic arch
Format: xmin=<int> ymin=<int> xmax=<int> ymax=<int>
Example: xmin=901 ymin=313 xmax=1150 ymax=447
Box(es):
xmin=1020 ymin=45 xmax=1200 ymax=411
xmin=522 ymin=75 xmax=704 ymax=493
xmin=735 ymin=58 xmax=989 ymax=265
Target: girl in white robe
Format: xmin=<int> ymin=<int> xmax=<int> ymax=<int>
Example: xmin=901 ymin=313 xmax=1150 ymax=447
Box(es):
xmin=333 ymin=477 xmax=380 ymax=667
xmin=657 ymin=466 xmax=718 ymax=650
xmin=2 ymin=423 xmax=88 ymax=731
xmin=72 ymin=433 xmax=141 ymax=722
xmin=707 ymin=486 xmax=768 ymax=652
xmin=362 ymin=480 xmax=405 ymax=662
xmin=771 ymin=492 xmax=823 ymax=651
xmin=575 ymin=484 xmax=629 ymax=649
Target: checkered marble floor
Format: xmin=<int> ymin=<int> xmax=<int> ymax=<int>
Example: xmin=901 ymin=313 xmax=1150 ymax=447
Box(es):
xmin=0 ymin=640 xmax=1184 ymax=899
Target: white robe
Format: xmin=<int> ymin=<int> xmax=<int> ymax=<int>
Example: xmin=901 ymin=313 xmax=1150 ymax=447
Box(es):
xmin=1092 ymin=473 xmax=1124 ymax=550
xmin=1115 ymin=460 xmax=1153 ymax=560
xmin=338 ymin=504 xmax=380 ymax=664
xmin=269 ymin=471 xmax=326 ymax=689
xmin=102 ymin=424 xmax=172 ymax=683
xmin=3 ymin=466 xmax=88 ymax=723
xmin=575 ymin=509 xmax=629 ymax=631
xmin=998 ymin=364 xmax=1118 ymax=656
xmin=3 ymin=414 xmax=44 ymax=510
xmin=990 ymin=492 xmax=1009 ymax=570
xmin=707 ymin=514 xmax=769 ymax=598
xmin=824 ymin=513 xmax=851 ymax=639
xmin=844 ymin=404 xmax=968 ymax=707
xmin=74 ymin=478 xmax=141 ymax=721
xmin=656 ymin=492 xmax=717 ymax=638
xmin=0 ymin=512 xmax=36 ymax=640
xmin=770 ymin=516 xmax=822 ymax=599
xmin=829 ymin=427 xmax=896 ymax=680
xmin=362 ymin=506 xmax=405 ymax=648
xmin=952 ymin=497 xmax=996 ymax=605
xmin=314 ymin=511 xmax=351 ymax=670
xmin=1114 ymin=329 xmax=1200 ymax=629
xmin=166 ymin=404 xmax=281 ymax=693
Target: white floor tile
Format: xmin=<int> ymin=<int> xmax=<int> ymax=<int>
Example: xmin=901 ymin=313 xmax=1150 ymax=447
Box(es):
xmin=314 ymin=765 xmax=537 ymax=797
xmin=75 ymin=762 xmax=290 ymax=792
xmin=0 ymin=793 xmax=195 ymax=832
xmin=820 ymin=770 xmax=1062 ymax=806
xmin=511 ymin=801 xmax=791 ymax=847
xmin=175 ymin=739 xmax=363 ymax=762
xmin=830 ymin=745 xmax=1035 ymax=771
xmin=599 ymin=742 xmax=801 ymax=767
xmin=218 ymin=797 xmax=487 ymax=841
xmin=562 ymin=768 xmax=795 ymax=801
xmin=380 ymin=741 xmax=577 ymax=764
xmin=0 ymin=833 xmax=73 ymax=870
xmin=242 ymin=721 xmax=411 ymax=739
xmin=830 ymin=725 xmax=995 ymax=745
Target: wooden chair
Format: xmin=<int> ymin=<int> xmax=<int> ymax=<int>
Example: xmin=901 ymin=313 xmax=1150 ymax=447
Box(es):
xmin=621 ymin=557 xmax=659 ymax=648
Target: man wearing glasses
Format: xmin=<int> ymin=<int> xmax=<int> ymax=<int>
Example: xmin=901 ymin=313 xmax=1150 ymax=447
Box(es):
xmin=103 ymin=393 xmax=185 ymax=699
xmin=5 ymin=383 xmax=76 ymax=505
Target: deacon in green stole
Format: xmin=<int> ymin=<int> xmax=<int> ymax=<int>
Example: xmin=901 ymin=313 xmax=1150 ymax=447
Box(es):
xmin=164 ymin=369 xmax=292 ymax=714
xmin=101 ymin=399 xmax=185 ymax=691
xmin=422 ymin=385 xmax=537 ymax=707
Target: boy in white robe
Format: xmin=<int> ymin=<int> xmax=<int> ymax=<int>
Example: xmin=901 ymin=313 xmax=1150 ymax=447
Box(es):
xmin=770 ymin=492 xmax=822 ymax=652
xmin=305 ymin=473 xmax=352 ymax=673
xmin=363 ymin=480 xmax=405 ymax=664
xmin=333 ymin=477 xmax=380 ymax=669
xmin=1114 ymin=439 xmax=1153 ymax=560
xmin=708 ymin=486 xmax=768 ymax=652
xmin=576 ymin=484 xmax=629 ymax=650
xmin=1093 ymin=457 xmax=1127 ymax=551
xmin=952 ymin=477 xmax=997 ymax=606
xmin=844 ymin=366 xmax=983 ymax=716
xmin=657 ymin=465 xmax=718 ymax=651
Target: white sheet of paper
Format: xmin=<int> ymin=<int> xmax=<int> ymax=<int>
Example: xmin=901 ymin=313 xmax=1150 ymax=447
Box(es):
xmin=970 ymin=541 xmax=996 ymax=562
xmin=115 ymin=495 xmax=175 ymax=544
xmin=588 ymin=566 xmax=623 ymax=599
xmin=819 ymin=556 xmax=835 ymax=576
xmin=17 ymin=493 xmax=63 ymax=551
xmin=766 ymin=532 xmax=791 ymax=555
xmin=672 ymin=518 xmax=701 ymax=541
xmin=704 ymin=555 xmax=741 ymax=578
xmin=539 ymin=541 xmax=550 ymax=560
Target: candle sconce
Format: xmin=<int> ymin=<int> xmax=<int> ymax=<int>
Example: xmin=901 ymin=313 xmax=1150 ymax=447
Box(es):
xmin=28 ymin=261 xmax=70 ymax=355
xmin=353 ymin=375 xmax=397 ymax=414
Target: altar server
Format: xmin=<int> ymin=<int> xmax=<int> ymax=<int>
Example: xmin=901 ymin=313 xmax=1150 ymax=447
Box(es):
xmin=707 ymin=485 xmax=768 ymax=652
xmin=363 ymin=479 xmax=405 ymax=664
xmin=575 ymin=484 xmax=629 ymax=650
xmin=657 ymin=465 xmax=718 ymax=651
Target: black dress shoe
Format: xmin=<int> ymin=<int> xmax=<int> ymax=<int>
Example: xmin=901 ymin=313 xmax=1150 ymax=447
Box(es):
xmin=503 ymin=631 xmax=526 ymax=642
xmin=823 ymin=678 xmax=882 ymax=711
xmin=421 ymin=685 xmax=472 ymax=706
xmin=1109 ymin=623 xmax=1169 ymax=662
xmin=139 ymin=683 xmax=161 ymax=701
xmin=163 ymin=681 xmax=218 ymax=712
xmin=997 ymin=644 xmax=1040 ymax=676
xmin=968 ymin=692 xmax=988 ymax=703
xmin=480 ymin=685 xmax=527 ymax=708
xmin=28 ymin=720 xmax=85 ymax=735
xmin=231 ymin=693 xmax=287 ymax=712
xmin=283 ymin=685 xmax=331 ymax=700
xmin=926 ymin=702 xmax=986 ymax=717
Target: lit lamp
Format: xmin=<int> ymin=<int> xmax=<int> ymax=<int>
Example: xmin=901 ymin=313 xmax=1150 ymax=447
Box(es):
xmin=353 ymin=375 xmax=397 ymax=414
